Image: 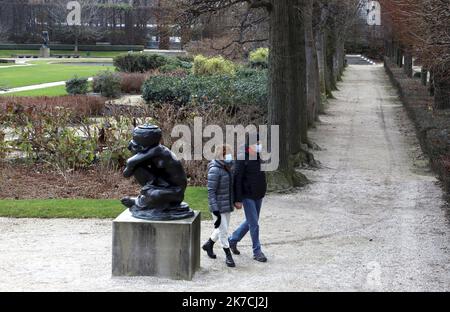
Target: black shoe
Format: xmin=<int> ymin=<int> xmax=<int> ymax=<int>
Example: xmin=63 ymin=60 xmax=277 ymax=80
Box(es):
xmin=223 ymin=248 xmax=236 ymax=267
xmin=228 ymin=239 xmax=240 ymax=255
xmin=202 ymin=239 xmax=217 ymax=259
xmin=253 ymin=253 xmax=267 ymax=263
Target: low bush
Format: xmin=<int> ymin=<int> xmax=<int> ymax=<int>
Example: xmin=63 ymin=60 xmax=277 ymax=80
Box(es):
xmin=114 ymin=52 xmax=193 ymax=74
xmin=66 ymin=76 xmax=89 ymax=95
xmin=176 ymin=55 xmax=195 ymax=63
xmin=193 ymin=55 xmax=236 ymax=76
xmin=0 ymin=107 xmax=139 ymax=171
xmin=93 ymin=71 xmax=122 ymax=98
xmin=249 ymin=48 xmax=269 ymax=68
xmin=142 ymin=70 xmax=268 ymax=107
xmin=0 ymin=95 xmax=105 ymax=118
xmin=142 ymin=76 xmax=191 ymax=106
xmin=236 ymin=66 xmax=265 ymax=78
xmin=232 ymin=70 xmax=268 ymax=107
xmin=159 ymin=63 xmax=184 ymax=74
xmin=113 ymin=53 xmax=168 ymax=73
xmin=119 ymin=72 xmax=151 ymax=94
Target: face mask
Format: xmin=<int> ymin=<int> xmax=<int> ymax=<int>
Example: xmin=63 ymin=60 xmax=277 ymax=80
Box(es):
xmin=224 ymin=154 xmax=233 ymax=164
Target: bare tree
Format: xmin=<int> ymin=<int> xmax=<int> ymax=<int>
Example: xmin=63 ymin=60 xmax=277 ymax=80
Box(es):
xmin=380 ymin=0 xmax=450 ymax=109
xmin=0 ymin=24 xmax=8 ymax=42
xmin=47 ymin=0 xmax=103 ymax=53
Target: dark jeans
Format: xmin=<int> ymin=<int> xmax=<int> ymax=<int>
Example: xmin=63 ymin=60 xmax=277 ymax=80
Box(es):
xmin=229 ymin=198 xmax=263 ymax=256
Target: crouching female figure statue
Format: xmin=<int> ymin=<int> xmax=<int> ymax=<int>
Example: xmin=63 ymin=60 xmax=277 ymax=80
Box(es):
xmin=121 ymin=124 xmax=194 ymax=221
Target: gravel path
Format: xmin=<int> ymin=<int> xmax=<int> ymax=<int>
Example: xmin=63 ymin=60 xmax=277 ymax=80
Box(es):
xmin=0 ymin=63 xmax=449 ymax=292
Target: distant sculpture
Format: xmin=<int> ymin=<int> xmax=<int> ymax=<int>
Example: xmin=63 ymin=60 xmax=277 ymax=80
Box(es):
xmin=42 ymin=31 xmax=49 ymax=48
xmin=121 ymin=124 xmax=194 ymax=221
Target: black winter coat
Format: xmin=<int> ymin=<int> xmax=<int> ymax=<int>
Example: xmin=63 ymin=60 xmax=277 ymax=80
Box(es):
xmin=234 ymin=155 xmax=267 ymax=202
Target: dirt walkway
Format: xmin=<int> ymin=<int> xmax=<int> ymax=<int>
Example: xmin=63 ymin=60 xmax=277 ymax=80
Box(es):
xmin=0 ymin=63 xmax=449 ymax=291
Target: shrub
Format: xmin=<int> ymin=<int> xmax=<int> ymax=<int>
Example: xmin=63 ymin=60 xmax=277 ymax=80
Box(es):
xmin=160 ymin=57 xmax=192 ymax=73
xmin=0 ymin=108 xmax=138 ymax=171
xmin=5 ymin=108 xmax=97 ymax=170
xmin=66 ymin=76 xmax=89 ymax=95
xmin=113 ymin=53 xmax=168 ymax=73
xmin=142 ymin=70 xmax=268 ymax=107
xmin=249 ymin=48 xmax=269 ymax=68
xmin=193 ymin=55 xmax=236 ymax=76
xmin=186 ymin=75 xmax=235 ymax=105
xmin=232 ymin=70 xmax=268 ymax=107
xmin=176 ymin=55 xmax=194 ymax=63
xmin=142 ymin=76 xmax=191 ymax=106
xmin=236 ymin=66 xmax=264 ymax=78
xmin=93 ymin=71 xmax=122 ymax=98
xmin=119 ymin=72 xmax=151 ymax=94
xmin=0 ymin=95 xmax=105 ymax=118
xmin=159 ymin=63 xmax=183 ymax=74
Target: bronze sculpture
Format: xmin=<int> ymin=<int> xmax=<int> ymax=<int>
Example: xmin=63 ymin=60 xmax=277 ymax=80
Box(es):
xmin=121 ymin=124 xmax=194 ymax=221
xmin=42 ymin=31 xmax=49 ymax=48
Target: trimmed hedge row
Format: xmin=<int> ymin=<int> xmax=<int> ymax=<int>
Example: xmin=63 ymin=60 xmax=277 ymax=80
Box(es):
xmin=0 ymin=44 xmax=144 ymax=51
xmin=113 ymin=52 xmax=192 ymax=73
xmin=142 ymin=68 xmax=268 ymax=107
xmin=384 ymin=58 xmax=450 ymax=193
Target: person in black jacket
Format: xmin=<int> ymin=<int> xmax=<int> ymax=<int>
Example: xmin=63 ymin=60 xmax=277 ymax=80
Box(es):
xmin=228 ymin=139 xmax=268 ymax=262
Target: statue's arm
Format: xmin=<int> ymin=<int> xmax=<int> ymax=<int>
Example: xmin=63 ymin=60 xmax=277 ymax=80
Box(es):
xmin=123 ymin=146 xmax=160 ymax=178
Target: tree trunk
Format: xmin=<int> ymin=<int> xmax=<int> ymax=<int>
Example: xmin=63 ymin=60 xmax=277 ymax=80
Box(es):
xmin=434 ymin=76 xmax=450 ymax=109
xmin=397 ymin=47 xmax=403 ymax=68
xmin=305 ymin=0 xmax=320 ymax=126
xmin=125 ymin=8 xmax=135 ymax=45
xmin=315 ymin=10 xmax=326 ymax=97
xmin=403 ymin=51 xmax=413 ymax=77
xmin=157 ymin=0 xmax=170 ymax=50
xmin=157 ymin=26 xmax=169 ymax=49
xmin=316 ymin=30 xmax=327 ymax=106
xmin=325 ymin=16 xmax=338 ymax=92
xmin=74 ymin=26 xmax=79 ymax=53
xmin=421 ymin=67 xmax=428 ymax=86
xmin=180 ymin=24 xmax=192 ymax=50
xmin=429 ymin=70 xmax=435 ymax=96
xmin=268 ymin=0 xmax=308 ymax=185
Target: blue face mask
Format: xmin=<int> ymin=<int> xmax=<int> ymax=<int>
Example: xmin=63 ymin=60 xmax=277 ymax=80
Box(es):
xmin=256 ymin=144 xmax=263 ymax=153
xmin=224 ymin=154 xmax=233 ymax=164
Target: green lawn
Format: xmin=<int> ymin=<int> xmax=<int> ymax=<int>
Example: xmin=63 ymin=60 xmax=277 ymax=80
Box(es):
xmin=0 ymin=61 xmax=114 ymax=89
xmin=0 ymin=187 xmax=210 ymax=219
xmin=0 ymin=50 xmax=126 ymax=58
xmin=2 ymin=85 xmax=68 ymax=97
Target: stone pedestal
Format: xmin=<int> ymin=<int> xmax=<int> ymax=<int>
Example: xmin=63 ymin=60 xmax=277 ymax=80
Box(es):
xmin=112 ymin=209 xmax=200 ymax=280
xmin=39 ymin=47 xmax=50 ymax=58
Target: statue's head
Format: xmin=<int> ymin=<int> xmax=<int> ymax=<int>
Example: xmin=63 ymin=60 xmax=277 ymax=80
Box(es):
xmin=129 ymin=124 xmax=162 ymax=153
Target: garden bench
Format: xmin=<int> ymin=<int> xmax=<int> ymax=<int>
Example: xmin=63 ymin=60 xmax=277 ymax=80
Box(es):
xmin=14 ymin=55 xmax=38 ymax=59
xmin=52 ymin=54 xmax=81 ymax=59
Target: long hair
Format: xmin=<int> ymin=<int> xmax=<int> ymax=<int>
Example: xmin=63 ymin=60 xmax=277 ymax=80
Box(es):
xmin=214 ymin=144 xmax=232 ymax=160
